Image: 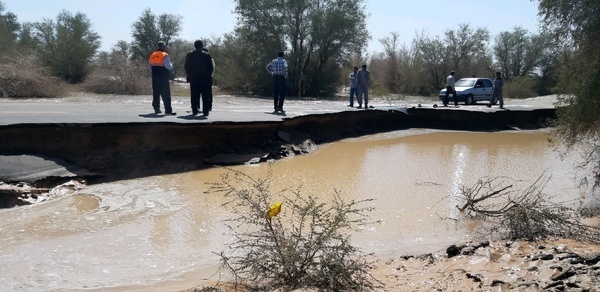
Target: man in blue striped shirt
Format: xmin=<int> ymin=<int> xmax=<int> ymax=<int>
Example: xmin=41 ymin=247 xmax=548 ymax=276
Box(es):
xmin=266 ymin=51 xmax=288 ymax=113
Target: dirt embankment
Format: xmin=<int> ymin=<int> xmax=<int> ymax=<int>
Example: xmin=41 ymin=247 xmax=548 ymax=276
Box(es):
xmin=0 ymin=108 xmax=555 ymax=184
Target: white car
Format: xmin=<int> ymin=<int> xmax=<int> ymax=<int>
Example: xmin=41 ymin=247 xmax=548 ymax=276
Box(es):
xmin=439 ymin=78 xmax=497 ymax=105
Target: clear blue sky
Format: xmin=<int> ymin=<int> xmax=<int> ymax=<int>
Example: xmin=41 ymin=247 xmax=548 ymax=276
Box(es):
xmin=4 ymin=0 xmax=541 ymax=54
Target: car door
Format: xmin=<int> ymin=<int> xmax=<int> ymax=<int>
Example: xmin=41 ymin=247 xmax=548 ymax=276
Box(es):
xmin=473 ymin=79 xmax=487 ymax=100
xmin=482 ymin=79 xmax=494 ymax=101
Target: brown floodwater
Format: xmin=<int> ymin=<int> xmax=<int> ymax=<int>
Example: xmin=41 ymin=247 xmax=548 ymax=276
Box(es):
xmin=0 ymin=129 xmax=594 ymax=291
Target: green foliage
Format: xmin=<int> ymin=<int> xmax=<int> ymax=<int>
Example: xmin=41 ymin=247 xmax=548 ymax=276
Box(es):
xmin=210 ymin=169 xmax=378 ymax=290
xmin=413 ymin=24 xmax=492 ymax=94
xmin=0 ymin=2 xmax=20 ymax=54
xmin=493 ymin=27 xmax=554 ymax=81
xmin=503 ymin=75 xmax=537 ymax=99
xmin=208 ymin=33 xmax=258 ymax=94
xmin=232 ymin=0 xmax=370 ymax=97
xmin=537 ymin=0 xmax=600 ymax=188
xmin=165 ymin=38 xmax=193 ymax=79
xmin=130 ymin=8 xmax=182 ymax=61
xmin=33 ymin=10 xmax=101 ymax=83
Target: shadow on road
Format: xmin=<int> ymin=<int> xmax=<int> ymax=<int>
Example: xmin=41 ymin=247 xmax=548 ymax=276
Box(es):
xmin=138 ymin=113 xmax=166 ymax=119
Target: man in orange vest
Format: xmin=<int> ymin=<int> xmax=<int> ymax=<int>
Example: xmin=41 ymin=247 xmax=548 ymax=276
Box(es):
xmin=149 ymin=41 xmax=176 ymax=115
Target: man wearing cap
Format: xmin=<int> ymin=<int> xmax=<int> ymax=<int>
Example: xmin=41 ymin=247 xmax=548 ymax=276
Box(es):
xmin=148 ymin=41 xmax=176 ymax=115
xmin=265 ymin=51 xmax=288 ymax=113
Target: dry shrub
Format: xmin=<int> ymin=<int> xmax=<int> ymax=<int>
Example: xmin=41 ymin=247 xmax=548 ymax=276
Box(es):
xmin=458 ymin=175 xmax=600 ymax=243
xmin=82 ymin=62 xmax=151 ymax=95
xmin=208 ymin=168 xmax=378 ymax=291
xmin=0 ymin=57 xmax=66 ymax=98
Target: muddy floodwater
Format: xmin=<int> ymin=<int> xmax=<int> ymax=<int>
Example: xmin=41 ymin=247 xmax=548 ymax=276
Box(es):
xmin=0 ymin=129 xmax=591 ymax=291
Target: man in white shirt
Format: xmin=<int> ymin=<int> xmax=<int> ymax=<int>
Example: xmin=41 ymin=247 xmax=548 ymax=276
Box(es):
xmin=444 ymin=71 xmax=457 ymax=107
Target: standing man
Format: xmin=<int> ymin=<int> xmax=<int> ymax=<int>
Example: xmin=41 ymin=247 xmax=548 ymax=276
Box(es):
xmin=149 ymin=41 xmax=175 ymax=115
xmin=491 ymin=71 xmax=505 ymax=109
xmin=444 ymin=71 xmax=457 ymax=107
xmin=265 ymin=51 xmax=288 ymax=113
xmin=202 ymin=47 xmax=215 ymax=112
xmin=185 ymin=40 xmax=214 ymax=116
xmin=348 ymin=66 xmax=359 ymax=107
xmin=356 ymin=64 xmax=370 ymax=109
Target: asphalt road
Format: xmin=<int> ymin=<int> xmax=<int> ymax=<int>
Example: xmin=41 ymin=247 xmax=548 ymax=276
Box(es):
xmin=0 ymin=93 xmax=558 ymax=126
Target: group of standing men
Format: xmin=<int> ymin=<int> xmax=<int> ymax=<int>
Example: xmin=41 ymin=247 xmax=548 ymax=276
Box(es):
xmin=150 ymin=43 xmax=287 ymax=116
xmin=149 ymin=41 xmax=505 ymax=115
xmin=348 ymin=65 xmax=371 ymax=109
xmin=148 ymin=40 xmax=214 ymax=117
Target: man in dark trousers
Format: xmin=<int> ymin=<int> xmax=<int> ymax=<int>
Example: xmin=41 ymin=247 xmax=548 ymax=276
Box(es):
xmin=148 ymin=41 xmax=175 ymax=115
xmin=185 ymin=40 xmax=214 ymax=116
xmin=265 ymin=51 xmax=288 ymax=113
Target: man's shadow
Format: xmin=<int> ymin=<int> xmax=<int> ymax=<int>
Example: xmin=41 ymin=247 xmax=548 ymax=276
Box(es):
xmin=139 ymin=113 xmax=166 ymax=118
xmin=177 ymin=114 xmax=208 ymax=120
xmin=268 ymin=111 xmax=287 ymax=116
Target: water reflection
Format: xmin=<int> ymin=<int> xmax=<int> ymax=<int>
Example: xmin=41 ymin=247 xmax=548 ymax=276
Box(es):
xmin=0 ymin=129 xmax=589 ymax=291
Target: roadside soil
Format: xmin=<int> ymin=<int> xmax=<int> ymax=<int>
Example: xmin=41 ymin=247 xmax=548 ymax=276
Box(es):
xmin=188 ymin=238 xmax=600 ymax=291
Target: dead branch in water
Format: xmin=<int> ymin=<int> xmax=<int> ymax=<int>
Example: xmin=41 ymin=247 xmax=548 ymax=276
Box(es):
xmin=457 ymin=174 xmax=600 ymax=243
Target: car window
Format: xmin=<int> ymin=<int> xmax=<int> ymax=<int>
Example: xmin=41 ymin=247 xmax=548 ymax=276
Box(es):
xmin=484 ymin=79 xmax=493 ymax=87
xmin=455 ymin=79 xmax=475 ymax=87
xmin=475 ymin=80 xmax=484 ymax=87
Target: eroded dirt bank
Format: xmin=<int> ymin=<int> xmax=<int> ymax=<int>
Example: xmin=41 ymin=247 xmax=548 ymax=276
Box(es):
xmin=0 ymin=108 xmax=555 ymax=184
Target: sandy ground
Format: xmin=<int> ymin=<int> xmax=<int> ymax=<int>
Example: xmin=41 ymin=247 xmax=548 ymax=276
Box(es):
xmin=371 ymin=238 xmax=600 ymax=291
xmin=189 ymin=238 xmax=600 ymax=291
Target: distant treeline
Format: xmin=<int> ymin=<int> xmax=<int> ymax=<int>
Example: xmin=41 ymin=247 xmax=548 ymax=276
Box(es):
xmin=0 ymin=0 xmax=563 ymax=98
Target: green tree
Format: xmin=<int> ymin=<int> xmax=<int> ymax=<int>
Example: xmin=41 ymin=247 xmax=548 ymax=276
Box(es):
xmin=234 ymin=0 xmax=370 ymax=96
xmin=413 ymin=24 xmax=491 ymax=94
xmin=536 ymin=0 xmax=600 ymax=187
xmin=208 ymin=32 xmax=256 ymax=93
xmin=130 ymin=8 xmax=182 ymax=61
xmin=493 ymin=27 xmax=553 ymax=81
xmin=16 ymin=22 xmax=36 ymax=55
xmin=379 ymin=32 xmax=402 ymax=94
xmin=415 ymin=32 xmax=449 ymax=91
xmin=33 ymin=10 xmax=101 ymax=83
xmin=165 ymin=38 xmax=193 ymax=79
xmin=0 ymin=1 xmax=20 ymax=55
xmin=444 ymin=23 xmax=490 ymax=77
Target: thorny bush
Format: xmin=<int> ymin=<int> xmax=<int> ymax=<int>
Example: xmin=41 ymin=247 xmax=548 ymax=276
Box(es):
xmin=457 ymin=175 xmax=600 ymax=243
xmin=208 ymin=168 xmax=379 ymax=291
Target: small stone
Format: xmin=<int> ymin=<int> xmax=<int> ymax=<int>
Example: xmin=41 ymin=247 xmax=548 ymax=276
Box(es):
xmin=551 ymin=266 xmax=577 ymax=281
xmin=446 ymin=245 xmax=462 ymax=258
xmin=466 ymin=273 xmax=482 ymax=282
xmin=461 ymin=246 xmax=476 ymax=255
xmin=540 ymin=254 xmax=555 ymax=261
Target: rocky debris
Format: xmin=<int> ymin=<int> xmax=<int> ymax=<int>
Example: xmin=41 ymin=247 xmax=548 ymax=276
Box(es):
xmin=0 ymin=180 xmax=86 ymax=208
xmin=205 ymin=139 xmax=317 ymax=166
xmin=380 ymin=239 xmax=600 ymax=291
xmin=278 ymin=139 xmax=317 ymax=157
xmin=204 ymin=153 xmax=270 ymax=165
xmin=0 ymin=181 xmax=49 ymax=208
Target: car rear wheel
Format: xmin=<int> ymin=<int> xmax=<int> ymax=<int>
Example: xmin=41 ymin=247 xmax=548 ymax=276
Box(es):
xmin=465 ymin=94 xmax=474 ymax=105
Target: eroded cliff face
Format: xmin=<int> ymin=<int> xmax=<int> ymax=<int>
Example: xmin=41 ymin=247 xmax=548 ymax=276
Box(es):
xmin=0 ymin=108 xmax=555 ymax=184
